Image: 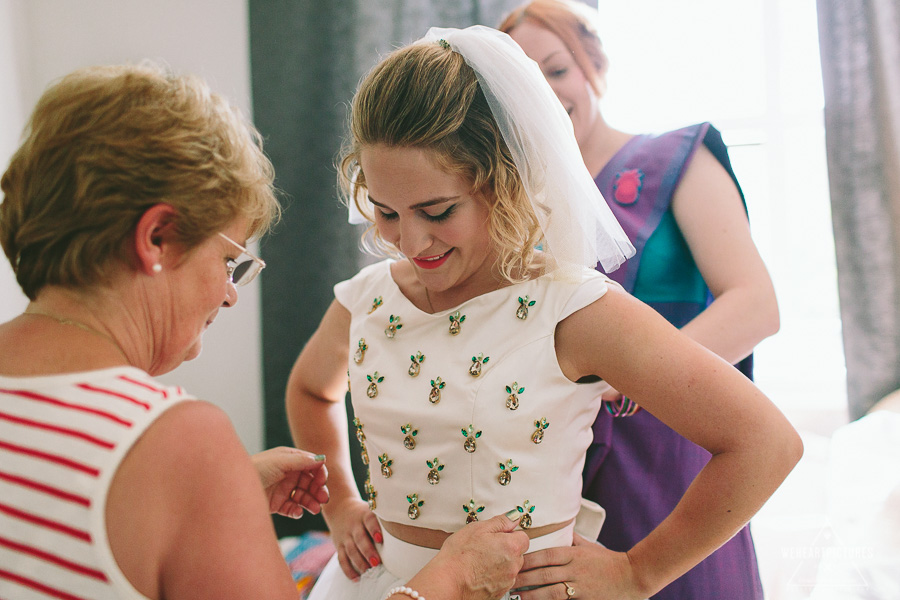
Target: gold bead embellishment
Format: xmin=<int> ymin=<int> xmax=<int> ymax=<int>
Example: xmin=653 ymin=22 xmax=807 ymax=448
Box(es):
xmin=461 ymin=424 xmax=482 ymax=453
xmin=498 ymin=459 xmax=519 ymax=486
xmin=407 ymin=493 xmax=424 ymax=520
xmin=426 ymin=458 xmax=444 ymax=485
xmin=516 ymin=295 xmax=536 ymax=320
xmin=353 ymin=417 xmax=366 ymax=443
xmin=401 ymin=423 xmax=418 ymax=449
xmin=448 ymin=311 xmax=466 ymax=336
xmin=385 ymin=314 xmax=403 ymax=338
xmin=408 ymin=351 xmax=425 ymax=377
xmin=428 ymin=377 xmax=446 ymax=404
xmin=505 ymin=382 xmax=525 ymax=410
xmin=353 ymin=417 xmax=369 ymax=465
xmin=469 ymin=353 xmax=490 ymax=377
xmin=365 ymin=477 xmax=377 ymax=510
xmin=531 ymin=417 xmax=549 ymax=444
xmin=368 ymin=296 xmax=383 ymax=314
xmin=516 ymin=500 xmax=536 ymax=529
xmin=463 ymin=499 xmax=485 ymax=523
xmin=378 ymin=453 xmax=393 ymax=478
xmin=353 ymin=338 xmax=368 ymax=364
xmin=366 ymin=372 xmax=384 ymax=398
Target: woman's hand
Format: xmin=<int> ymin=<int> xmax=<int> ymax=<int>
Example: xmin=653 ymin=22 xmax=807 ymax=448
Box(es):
xmin=512 ymin=534 xmax=646 ymax=600
xmin=324 ymin=497 xmax=383 ymax=581
xmin=404 ymin=511 xmax=530 ymax=600
xmin=250 ymin=447 xmax=329 ymax=519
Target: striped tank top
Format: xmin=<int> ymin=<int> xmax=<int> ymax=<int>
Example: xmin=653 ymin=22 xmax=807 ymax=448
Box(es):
xmin=0 ymin=367 xmax=192 ymax=600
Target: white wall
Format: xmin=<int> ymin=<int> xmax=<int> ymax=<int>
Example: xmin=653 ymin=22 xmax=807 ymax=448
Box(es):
xmin=0 ymin=0 xmax=266 ymax=453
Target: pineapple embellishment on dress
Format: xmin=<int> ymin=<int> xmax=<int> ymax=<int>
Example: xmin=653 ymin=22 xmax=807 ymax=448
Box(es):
xmin=516 ymin=500 xmax=536 ymax=529
xmin=531 ymin=417 xmax=550 ymax=444
xmin=505 ymin=382 xmax=525 ymax=410
xmin=461 ymin=424 xmax=482 ymax=453
xmin=378 ymin=453 xmax=393 ymax=478
xmin=367 ymin=296 xmax=383 ymax=314
xmin=401 ymin=423 xmax=418 ymax=449
xmin=353 ymin=417 xmax=366 ymax=443
xmin=408 ymin=351 xmax=425 ymax=377
xmin=516 ymin=295 xmax=537 ymax=320
xmin=365 ymin=477 xmax=377 ymax=510
xmin=366 ymin=372 xmax=384 ymax=398
xmin=426 ymin=458 xmax=444 ymax=485
xmin=407 ymin=493 xmax=424 ymax=520
xmin=498 ymin=459 xmax=519 ymax=486
xmin=353 ymin=338 xmax=368 ymax=364
xmin=428 ymin=377 xmax=446 ymax=404
xmin=353 ymin=417 xmax=369 ymax=465
xmin=469 ymin=353 xmax=490 ymax=377
xmin=463 ymin=499 xmax=485 ymax=523
xmin=384 ymin=314 xmax=403 ymax=339
xmin=448 ymin=311 xmax=466 ymax=336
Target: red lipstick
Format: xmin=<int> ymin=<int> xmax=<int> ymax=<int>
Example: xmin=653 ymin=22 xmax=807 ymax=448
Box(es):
xmin=412 ymin=249 xmax=452 ymax=270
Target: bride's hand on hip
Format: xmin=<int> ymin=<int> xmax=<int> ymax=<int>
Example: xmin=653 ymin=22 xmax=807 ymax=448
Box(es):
xmin=512 ymin=533 xmax=646 ymax=600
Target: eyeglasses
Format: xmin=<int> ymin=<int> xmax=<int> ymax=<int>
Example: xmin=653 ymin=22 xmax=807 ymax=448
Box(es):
xmin=218 ymin=233 xmax=266 ymax=286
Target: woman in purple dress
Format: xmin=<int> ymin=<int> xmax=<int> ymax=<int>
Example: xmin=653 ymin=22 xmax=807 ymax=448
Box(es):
xmin=501 ymin=2 xmax=780 ymax=598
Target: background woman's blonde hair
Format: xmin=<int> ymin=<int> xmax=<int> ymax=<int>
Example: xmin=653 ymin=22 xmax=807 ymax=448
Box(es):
xmin=0 ymin=62 xmax=279 ymax=300
xmin=499 ymin=0 xmax=608 ymax=96
xmin=338 ymin=41 xmax=542 ymax=283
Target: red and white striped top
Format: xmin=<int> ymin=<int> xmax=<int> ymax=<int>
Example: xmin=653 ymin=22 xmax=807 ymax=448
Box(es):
xmin=0 ymin=367 xmax=193 ymax=600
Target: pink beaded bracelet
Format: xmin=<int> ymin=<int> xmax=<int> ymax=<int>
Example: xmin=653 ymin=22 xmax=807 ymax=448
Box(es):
xmin=388 ymin=585 xmax=425 ymax=600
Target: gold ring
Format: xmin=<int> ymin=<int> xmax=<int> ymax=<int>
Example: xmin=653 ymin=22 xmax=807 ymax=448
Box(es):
xmin=564 ymin=581 xmax=575 ymax=597
xmin=289 ymin=487 xmax=298 ymax=501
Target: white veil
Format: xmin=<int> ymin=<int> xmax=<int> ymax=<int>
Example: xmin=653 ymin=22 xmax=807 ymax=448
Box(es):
xmin=349 ymin=25 xmax=634 ymax=277
xmin=424 ymin=25 xmax=634 ymax=276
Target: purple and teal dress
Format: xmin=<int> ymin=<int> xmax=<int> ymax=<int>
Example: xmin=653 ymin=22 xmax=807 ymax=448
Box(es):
xmin=584 ymin=122 xmax=763 ymax=599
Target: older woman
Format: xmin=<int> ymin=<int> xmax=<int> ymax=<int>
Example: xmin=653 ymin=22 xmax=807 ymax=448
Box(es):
xmin=0 ymin=63 xmax=527 ymax=600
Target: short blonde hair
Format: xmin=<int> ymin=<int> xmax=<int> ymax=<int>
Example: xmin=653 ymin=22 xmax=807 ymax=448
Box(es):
xmin=499 ymin=0 xmax=608 ymax=95
xmin=0 ymin=63 xmax=279 ymax=300
xmin=338 ymin=41 xmax=542 ymax=284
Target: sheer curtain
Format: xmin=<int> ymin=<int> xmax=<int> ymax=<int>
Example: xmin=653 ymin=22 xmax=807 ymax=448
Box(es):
xmin=817 ymin=0 xmax=900 ymax=420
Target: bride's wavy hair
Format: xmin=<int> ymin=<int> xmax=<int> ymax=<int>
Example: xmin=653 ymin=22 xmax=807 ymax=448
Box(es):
xmin=338 ymin=41 xmax=543 ymax=283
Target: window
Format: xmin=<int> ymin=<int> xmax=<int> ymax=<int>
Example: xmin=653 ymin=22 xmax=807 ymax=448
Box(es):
xmin=596 ymin=0 xmax=847 ymax=434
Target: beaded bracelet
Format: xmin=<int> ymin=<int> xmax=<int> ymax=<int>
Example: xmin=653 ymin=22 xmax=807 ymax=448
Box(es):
xmin=604 ymin=396 xmax=641 ymax=418
xmin=388 ymin=585 xmax=425 ymax=600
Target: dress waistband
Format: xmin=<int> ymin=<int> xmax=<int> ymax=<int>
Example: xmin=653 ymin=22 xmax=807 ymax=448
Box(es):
xmin=379 ymin=520 xmax=575 ymax=581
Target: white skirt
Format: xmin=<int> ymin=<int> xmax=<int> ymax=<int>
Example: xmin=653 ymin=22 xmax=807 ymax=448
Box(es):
xmin=307 ymin=499 xmax=607 ymax=600
xmin=308 ymin=522 xmax=576 ymax=600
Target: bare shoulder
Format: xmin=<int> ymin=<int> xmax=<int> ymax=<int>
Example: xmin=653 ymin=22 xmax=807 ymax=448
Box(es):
xmin=673 ymin=144 xmax=743 ymax=216
xmin=555 ymin=286 xmax=678 ymax=382
xmin=106 ymin=400 xmax=248 ymax=597
xmin=108 ymin=400 xmax=295 ymax=599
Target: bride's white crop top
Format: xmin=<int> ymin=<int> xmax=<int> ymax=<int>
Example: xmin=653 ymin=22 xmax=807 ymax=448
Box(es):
xmin=334 ymin=260 xmax=611 ymax=533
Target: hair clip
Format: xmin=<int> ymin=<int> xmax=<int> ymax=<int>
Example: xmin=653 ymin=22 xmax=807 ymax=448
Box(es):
xmin=437 ymin=38 xmax=451 ymax=50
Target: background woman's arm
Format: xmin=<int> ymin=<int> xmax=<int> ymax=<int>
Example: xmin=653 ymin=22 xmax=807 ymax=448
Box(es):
xmin=672 ymin=145 xmax=780 ymax=364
